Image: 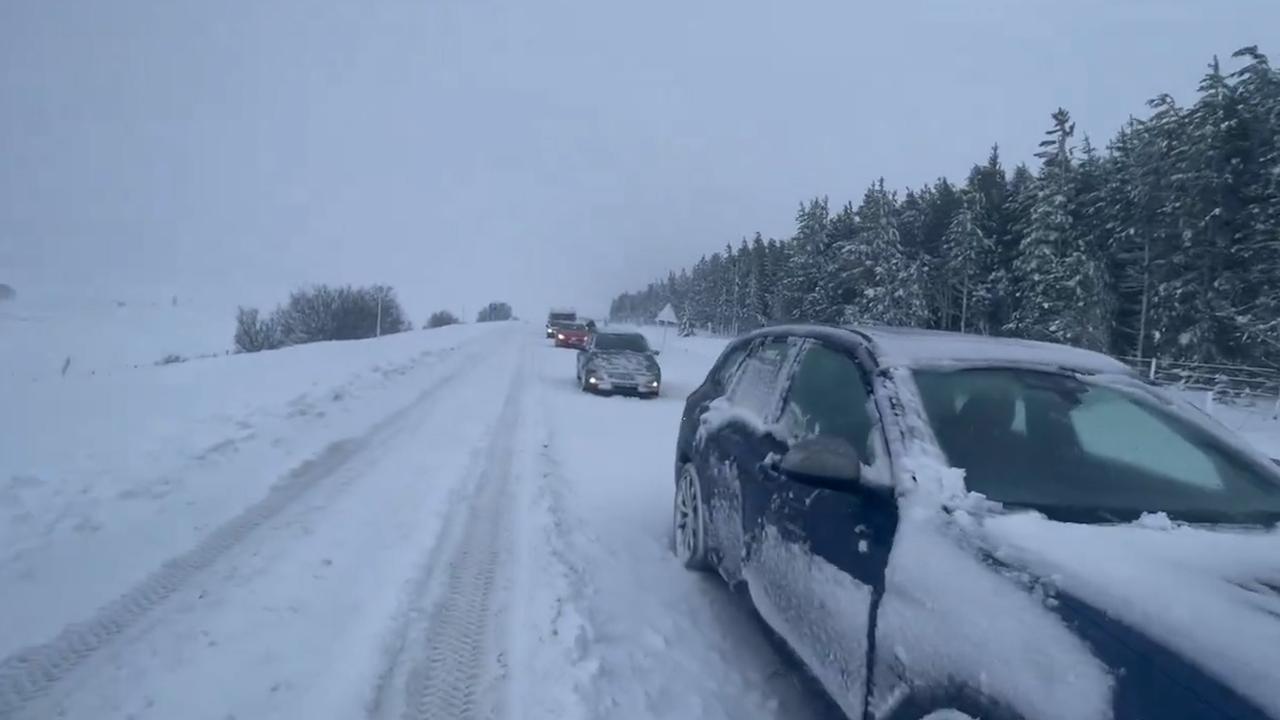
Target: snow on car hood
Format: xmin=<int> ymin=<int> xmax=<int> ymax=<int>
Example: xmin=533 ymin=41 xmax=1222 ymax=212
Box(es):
xmin=982 ymin=512 xmax=1280 ymax=717
xmin=590 ymin=351 xmax=658 ymax=377
xmin=873 ymin=506 xmax=1114 ymax=720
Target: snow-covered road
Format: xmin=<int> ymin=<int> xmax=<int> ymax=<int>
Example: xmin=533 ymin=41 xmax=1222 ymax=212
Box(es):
xmin=0 ymin=322 xmax=834 ymax=720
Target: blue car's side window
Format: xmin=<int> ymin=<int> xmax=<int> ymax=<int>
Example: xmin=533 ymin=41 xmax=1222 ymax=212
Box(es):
xmin=726 ymin=337 xmax=805 ymax=422
xmin=780 ymin=342 xmax=876 ymax=458
xmin=713 ymin=342 xmax=752 ymax=389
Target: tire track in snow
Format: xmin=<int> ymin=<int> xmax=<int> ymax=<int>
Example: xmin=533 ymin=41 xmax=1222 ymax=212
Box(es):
xmin=368 ymin=356 xmax=525 ymax=720
xmin=0 ymin=341 xmax=498 ymax=719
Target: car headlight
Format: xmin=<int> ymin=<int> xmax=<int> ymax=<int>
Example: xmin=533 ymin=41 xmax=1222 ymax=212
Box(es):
xmin=557 ymin=333 xmax=565 ymax=340
xmin=649 ymin=380 xmax=660 ymax=387
xmin=588 ymin=376 xmax=599 ymax=384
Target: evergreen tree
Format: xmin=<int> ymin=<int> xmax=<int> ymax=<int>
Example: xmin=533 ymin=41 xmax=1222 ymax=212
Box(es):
xmin=838 ymin=180 xmax=928 ymax=326
xmin=1006 ymin=110 xmax=1106 ymax=349
xmin=989 ymin=163 xmax=1035 ymax=333
xmin=961 ymin=146 xmax=1009 ymax=334
xmin=942 ymin=191 xmax=995 ymax=333
xmin=779 ymin=198 xmax=831 ymax=322
xmin=744 ymin=233 xmax=771 ymax=329
xmin=1228 ymin=47 xmax=1280 ymax=363
xmin=921 ymin=178 xmax=965 ymax=328
xmin=1130 ymin=94 xmax=1190 ymax=360
xmin=606 ymin=46 xmax=1280 ymax=368
xmin=1068 ymin=135 xmax=1118 ymax=351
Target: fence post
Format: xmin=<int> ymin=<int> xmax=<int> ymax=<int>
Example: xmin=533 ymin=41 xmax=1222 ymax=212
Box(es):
xmin=1204 ymin=389 xmax=1215 ymax=417
xmin=1273 ymin=385 xmax=1279 ymax=420
xmin=1148 ymin=357 xmax=1157 ymax=381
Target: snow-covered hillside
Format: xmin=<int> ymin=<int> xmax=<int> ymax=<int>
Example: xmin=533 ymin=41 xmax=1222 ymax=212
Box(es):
xmin=1 ymin=288 xmax=237 ymax=383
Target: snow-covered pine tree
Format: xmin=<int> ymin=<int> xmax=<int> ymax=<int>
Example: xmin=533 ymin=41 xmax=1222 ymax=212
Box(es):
xmin=961 ymin=146 xmax=1009 ymax=334
xmin=896 ymin=188 xmax=931 ymax=258
xmin=716 ymin=242 xmax=737 ymax=333
xmin=921 ymin=179 xmax=964 ymax=328
xmin=990 ymin=163 xmax=1035 ymax=333
xmin=838 ymin=179 xmax=929 ymax=326
xmin=673 ymin=268 xmax=691 ymax=323
xmin=745 ymin=233 xmax=770 ymax=329
xmin=779 ymin=198 xmax=831 ymax=323
xmin=687 ymin=256 xmax=712 ymax=329
xmin=1008 ymin=108 xmax=1112 ymax=349
xmin=1165 ymin=57 xmax=1251 ymax=363
xmin=819 ymin=202 xmax=858 ymax=324
xmin=1066 ymin=135 xmax=1118 ymax=351
xmin=942 ymin=191 xmax=995 ymax=334
xmin=733 ymin=239 xmax=752 ymax=332
xmin=766 ymin=238 xmax=789 ymax=322
xmin=704 ymin=252 xmax=727 ymax=333
xmin=1128 ymin=94 xmax=1193 ymax=361
xmin=1228 ymin=47 xmax=1280 ymax=364
xmin=968 ymin=146 xmax=1009 ymax=242
xmin=1105 ymin=123 xmax=1153 ymax=358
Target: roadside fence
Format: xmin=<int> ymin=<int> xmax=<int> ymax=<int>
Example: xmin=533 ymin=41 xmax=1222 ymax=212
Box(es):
xmin=1118 ymin=356 xmax=1280 ymax=419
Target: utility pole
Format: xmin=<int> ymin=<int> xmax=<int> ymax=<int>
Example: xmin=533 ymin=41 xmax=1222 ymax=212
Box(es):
xmin=376 ymin=296 xmax=383 ymax=338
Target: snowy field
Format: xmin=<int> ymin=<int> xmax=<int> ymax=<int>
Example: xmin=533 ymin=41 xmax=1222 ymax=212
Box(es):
xmin=3 ymin=306 xmax=1278 ymax=720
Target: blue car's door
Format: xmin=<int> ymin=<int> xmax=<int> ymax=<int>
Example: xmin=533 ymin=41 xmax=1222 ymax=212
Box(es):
xmin=740 ymin=339 xmax=897 ymax=720
xmin=698 ymin=335 xmax=801 ymax=583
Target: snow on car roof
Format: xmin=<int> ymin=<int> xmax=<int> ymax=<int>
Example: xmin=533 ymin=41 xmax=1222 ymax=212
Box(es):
xmin=853 ymin=325 xmax=1131 ymax=374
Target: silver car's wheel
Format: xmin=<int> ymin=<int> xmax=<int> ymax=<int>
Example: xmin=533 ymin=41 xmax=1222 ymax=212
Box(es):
xmin=673 ymin=464 xmax=710 ymax=571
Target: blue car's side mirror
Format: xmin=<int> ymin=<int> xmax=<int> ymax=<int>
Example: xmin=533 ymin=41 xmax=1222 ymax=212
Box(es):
xmin=779 ymin=435 xmax=862 ymax=492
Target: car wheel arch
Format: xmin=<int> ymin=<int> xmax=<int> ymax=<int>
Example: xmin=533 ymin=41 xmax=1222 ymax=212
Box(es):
xmin=875 ymin=684 xmax=1029 ymax=720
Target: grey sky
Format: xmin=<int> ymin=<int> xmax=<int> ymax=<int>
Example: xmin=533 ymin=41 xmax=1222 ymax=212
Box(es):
xmin=1 ymin=0 xmax=1272 ymax=319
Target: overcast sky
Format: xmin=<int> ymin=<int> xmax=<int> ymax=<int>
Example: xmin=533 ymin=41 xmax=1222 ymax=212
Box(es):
xmin=1 ymin=0 xmax=1272 ymax=319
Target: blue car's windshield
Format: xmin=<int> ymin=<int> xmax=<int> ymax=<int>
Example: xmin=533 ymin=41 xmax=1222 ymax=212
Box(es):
xmin=913 ymin=368 xmax=1280 ymax=524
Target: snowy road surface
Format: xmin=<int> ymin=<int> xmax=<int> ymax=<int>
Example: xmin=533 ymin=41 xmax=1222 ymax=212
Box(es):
xmin=0 ymin=322 xmax=834 ymax=720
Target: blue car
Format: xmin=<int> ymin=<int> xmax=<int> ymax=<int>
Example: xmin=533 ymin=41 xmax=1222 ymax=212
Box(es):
xmin=673 ymin=324 xmax=1280 ymax=720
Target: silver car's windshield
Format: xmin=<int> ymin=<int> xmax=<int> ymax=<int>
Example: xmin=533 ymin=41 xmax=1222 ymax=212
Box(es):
xmin=912 ymin=368 xmax=1280 ymax=524
xmin=594 ymin=334 xmax=650 ymax=352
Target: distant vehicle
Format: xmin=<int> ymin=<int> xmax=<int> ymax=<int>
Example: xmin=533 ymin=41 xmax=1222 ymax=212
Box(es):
xmin=576 ymin=330 xmax=661 ymax=396
xmin=553 ymin=322 xmax=591 ymax=349
xmin=674 ymin=324 xmax=1280 ymax=720
xmin=546 ymin=309 xmax=577 ymax=338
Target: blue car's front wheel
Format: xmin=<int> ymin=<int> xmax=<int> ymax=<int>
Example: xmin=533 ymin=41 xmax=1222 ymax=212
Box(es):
xmin=673 ymin=464 xmax=711 ymax=571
